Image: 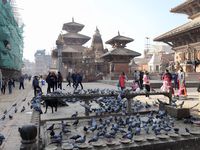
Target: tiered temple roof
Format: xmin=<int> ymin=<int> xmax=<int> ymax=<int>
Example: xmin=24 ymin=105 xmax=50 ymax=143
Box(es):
xmin=52 ymin=18 xmax=90 ymax=57
xmin=102 ymin=32 xmax=141 ymax=61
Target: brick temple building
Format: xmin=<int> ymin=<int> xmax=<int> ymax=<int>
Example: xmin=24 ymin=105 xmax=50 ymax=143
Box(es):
xmin=154 ymin=0 xmax=200 ymax=72
xmin=52 ymin=18 xmax=91 ymax=78
xmin=52 ymin=19 xmax=141 ymax=80
xmin=101 ymin=32 xmax=141 ymax=79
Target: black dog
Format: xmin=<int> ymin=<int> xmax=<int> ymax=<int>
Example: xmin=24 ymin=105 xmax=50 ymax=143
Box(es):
xmin=43 ymin=99 xmax=58 ymax=113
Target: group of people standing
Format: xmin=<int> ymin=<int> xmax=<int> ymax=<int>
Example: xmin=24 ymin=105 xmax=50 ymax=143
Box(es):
xmin=118 ymin=68 xmax=187 ymax=98
xmin=161 ymin=68 xmax=187 ymax=97
xmin=45 ymin=71 xmax=84 ymax=93
xmin=46 ymin=71 xmax=63 ymax=93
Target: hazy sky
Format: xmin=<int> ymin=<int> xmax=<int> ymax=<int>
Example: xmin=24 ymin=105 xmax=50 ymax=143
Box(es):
xmin=16 ymin=0 xmax=187 ymax=62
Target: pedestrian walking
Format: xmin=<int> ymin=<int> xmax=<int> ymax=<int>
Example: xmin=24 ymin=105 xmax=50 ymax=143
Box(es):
xmin=12 ymin=78 xmax=15 ymax=88
xmin=71 ymin=72 xmax=77 ymax=87
xmin=57 ymin=71 xmax=63 ymax=90
xmin=8 ymin=79 xmax=13 ymax=94
xmin=139 ymin=70 xmax=144 ymax=89
xmin=133 ymin=70 xmax=140 ymax=87
xmin=32 ymin=76 xmax=42 ymax=97
xmin=74 ymin=72 xmax=83 ymax=90
xmin=66 ymin=72 xmax=72 ymax=87
xmin=1 ymin=78 xmax=6 ymax=94
xmin=46 ymin=72 xmax=51 ymax=93
xmin=119 ymin=72 xmax=127 ymax=91
xmin=178 ymin=68 xmax=187 ymax=97
xmin=143 ymin=71 xmax=150 ymax=97
xmin=161 ymin=69 xmax=174 ymax=95
xmin=172 ymin=72 xmax=178 ymax=90
xmin=19 ymin=75 xmax=25 ymax=90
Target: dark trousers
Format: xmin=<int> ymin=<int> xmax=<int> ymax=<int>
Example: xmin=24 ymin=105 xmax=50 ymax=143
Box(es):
xmin=75 ymin=82 xmax=83 ymax=90
xmin=144 ymin=84 xmax=150 ymax=97
xmin=58 ymin=82 xmax=62 ymax=90
xmin=139 ymin=79 xmax=143 ymax=89
xmin=34 ymin=86 xmax=42 ymax=96
xmin=66 ymin=80 xmax=71 ymax=87
xmin=47 ymin=84 xmax=51 ymax=93
xmin=8 ymin=85 xmax=12 ymax=94
xmin=19 ymin=82 xmax=24 ymax=89
xmin=1 ymin=86 xmax=6 ymax=94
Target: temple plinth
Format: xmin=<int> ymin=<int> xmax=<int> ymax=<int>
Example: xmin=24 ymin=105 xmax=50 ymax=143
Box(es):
xmin=102 ymin=32 xmax=141 ymax=79
xmin=154 ymin=0 xmax=200 ymax=72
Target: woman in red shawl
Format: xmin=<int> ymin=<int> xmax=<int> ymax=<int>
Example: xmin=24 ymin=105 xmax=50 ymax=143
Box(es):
xmin=119 ymin=72 xmax=126 ymax=91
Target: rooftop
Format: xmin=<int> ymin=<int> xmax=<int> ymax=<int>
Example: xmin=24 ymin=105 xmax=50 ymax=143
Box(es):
xmin=154 ymin=16 xmax=200 ymax=41
xmin=102 ymin=48 xmax=141 ymax=58
xmin=62 ymin=18 xmax=85 ymax=33
xmin=106 ymin=32 xmax=134 ymax=46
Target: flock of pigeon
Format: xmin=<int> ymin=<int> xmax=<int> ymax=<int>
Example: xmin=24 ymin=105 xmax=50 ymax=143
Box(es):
xmin=45 ymin=109 xmax=198 ymax=149
xmin=0 ymin=97 xmax=28 ymax=146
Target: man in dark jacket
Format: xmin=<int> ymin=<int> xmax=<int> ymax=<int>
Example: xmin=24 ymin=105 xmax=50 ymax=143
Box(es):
xmin=75 ymin=73 xmax=83 ymax=90
xmin=32 ymin=76 xmax=42 ymax=97
xmin=19 ymin=75 xmax=24 ymax=90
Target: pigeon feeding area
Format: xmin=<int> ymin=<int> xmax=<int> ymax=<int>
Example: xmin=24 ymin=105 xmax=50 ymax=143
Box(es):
xmin=41 ymin=111 xmax=200 ymax=150
xmin=38 ymin=89 xmax=200 ymax=150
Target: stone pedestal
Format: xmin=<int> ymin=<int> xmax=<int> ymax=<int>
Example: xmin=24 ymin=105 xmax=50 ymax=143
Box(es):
xmin=19 ymin=125 xmax=37 ymax=150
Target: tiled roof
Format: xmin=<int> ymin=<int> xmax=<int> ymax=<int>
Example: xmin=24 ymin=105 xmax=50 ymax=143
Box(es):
xmin=170 ymin=0 xmax=195 ymax=13
xmin=106 ymin=35 xmax=134 ymax=45
xmin=63 ymin=33 xmax=90 ymax=40
xmin=154 ymin=16 xmax=200 ymax=41
xmin=101 ymin=48 xmax=141 ymax=58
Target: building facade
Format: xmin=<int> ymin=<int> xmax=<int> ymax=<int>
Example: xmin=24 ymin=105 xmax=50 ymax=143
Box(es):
xmin=154 ymin=0 xmax=200 ymax=72
xmin=34 ymin=50 xmax=51 ymax=76
xmin=0 ymin=0 xmax=24 ymax=78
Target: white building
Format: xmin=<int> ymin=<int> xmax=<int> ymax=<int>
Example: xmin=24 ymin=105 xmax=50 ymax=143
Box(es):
xmin=34 ymin=50 xmax=52 ymax=76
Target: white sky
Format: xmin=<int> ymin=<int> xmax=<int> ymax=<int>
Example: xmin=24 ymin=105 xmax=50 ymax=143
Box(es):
xmin=16 ymin=0 xmax=187 ymax=62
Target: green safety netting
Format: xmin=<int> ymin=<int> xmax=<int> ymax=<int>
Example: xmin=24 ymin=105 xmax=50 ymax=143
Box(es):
xmin=0 ymin=0 xmax=23 ymax=71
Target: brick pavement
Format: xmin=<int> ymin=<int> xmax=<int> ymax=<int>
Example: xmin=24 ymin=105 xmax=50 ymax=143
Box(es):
xmin=0 ymin=81 xmax=200 ymax=149
xmin=0 ymin=80 xmax=34 ymax=150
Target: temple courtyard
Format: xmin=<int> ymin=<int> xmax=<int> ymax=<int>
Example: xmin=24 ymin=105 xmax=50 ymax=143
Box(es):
xmin=0 ymin=81 xmax=200 ymax=149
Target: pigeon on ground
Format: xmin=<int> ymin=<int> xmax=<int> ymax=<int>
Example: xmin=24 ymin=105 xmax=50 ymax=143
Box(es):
xmin=14 ymin=108 xmax=18 ymax=113
xmin=9 ymin=115 xmax=13 ymax=119
xmin=71 ymin=112 xmax=78 ymax=118
xmin=47 ymin=124 xmax=55 ymax=131
xmin=21 ymin=106 xmax=25 ymax=112
xmin=1 ymin=115 xmax=5 ymax=120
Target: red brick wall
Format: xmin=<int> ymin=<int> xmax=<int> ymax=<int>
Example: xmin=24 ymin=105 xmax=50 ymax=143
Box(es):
xmin=114 ymin=63 xmax=129 ymax=73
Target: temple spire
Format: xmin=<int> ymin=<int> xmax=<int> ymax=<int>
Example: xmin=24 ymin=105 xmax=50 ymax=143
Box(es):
xmin=95 ymin=26 xmax=99 ymax=33
xmin=118 ymin=31 xmax=120 ymax=36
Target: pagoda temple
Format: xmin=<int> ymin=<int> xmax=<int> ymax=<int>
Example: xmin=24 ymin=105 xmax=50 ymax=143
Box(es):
xmin=101 ymin=32 xmax=141 ymax=79
xmin=154 ymin=0 xmax=200 ymax=72
xmin=52 ymin=18 xmax=90 ymax=75
xmin=82 ymin=27 xmax=108 ymax=81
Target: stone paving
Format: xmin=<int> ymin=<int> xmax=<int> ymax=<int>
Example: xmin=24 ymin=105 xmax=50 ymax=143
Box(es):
xmin=0 ymin=81 xmax=200 ymax=149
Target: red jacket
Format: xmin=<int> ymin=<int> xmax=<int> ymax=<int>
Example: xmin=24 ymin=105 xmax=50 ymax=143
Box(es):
xmin=119 ymin=75 xmax=126 ymax=88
